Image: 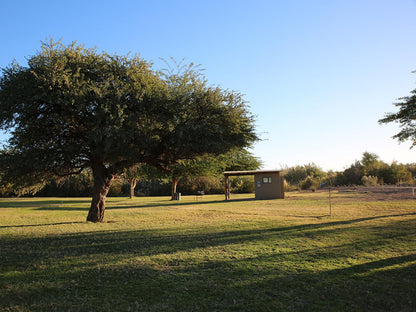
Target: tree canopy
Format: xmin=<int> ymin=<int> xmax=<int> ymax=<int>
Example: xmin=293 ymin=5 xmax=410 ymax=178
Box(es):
xmin=0 ymin=40 xmax=258 ymax=222
xmin=379 ymin=82 xmax=416 ymax=147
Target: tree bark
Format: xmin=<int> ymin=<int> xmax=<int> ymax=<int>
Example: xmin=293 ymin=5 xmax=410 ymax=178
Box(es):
xmin=129 ymin=178 xmax=137 ymax=199
xmin=171 ymin=176 xmax=179 ymax=200
xmin=87 ymin=163 xmax=115 ymax=222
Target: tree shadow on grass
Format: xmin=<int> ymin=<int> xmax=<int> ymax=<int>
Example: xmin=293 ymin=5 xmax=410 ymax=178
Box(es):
xmin=34 ymin=206 xmax=90 ymax=211
xmin=32 ymin=197 xmax=255 ymax=211
xmin=0 ymin=221 xmax=86 ymax=229
xmin=225 ymin=253 xmax=416 ymax=311
xmin=108 ymin=199 xmax=228 ymax=210
xmin=1 ymin=201 xmax=415 ymax=311
xmin=1 ymin=223 xmax=415 ymax=311
xmin=0 ymin=199 xmax=91 ymax=208
xmin=107 ymin=196 xmax=257 ymax=210
xmin=2 ymin=214 xmax=415 ymax=266
xmin=0 ymin=196 xmax=259 ymax=212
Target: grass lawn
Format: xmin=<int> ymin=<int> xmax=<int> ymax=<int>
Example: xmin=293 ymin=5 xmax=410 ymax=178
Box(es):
xmin=1 ymin=191 xmax=415 ymax=311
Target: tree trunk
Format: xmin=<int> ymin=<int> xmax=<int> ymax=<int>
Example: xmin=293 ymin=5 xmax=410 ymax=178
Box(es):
xmin=87 ymin=163 xmax=115 ymax=222
xmin=171 ymin=176 xmax=179 ymax=200
xmin=129 ymin=178 xmax=137 ymax=199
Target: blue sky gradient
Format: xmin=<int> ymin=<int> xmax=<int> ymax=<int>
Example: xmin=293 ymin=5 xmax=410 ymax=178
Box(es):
xmin=1 ymin=0 xmax=416 ymax=170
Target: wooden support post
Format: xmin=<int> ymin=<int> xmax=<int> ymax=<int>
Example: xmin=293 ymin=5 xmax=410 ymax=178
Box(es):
xmin=225 ymin=175 xmax=230 ymax=200
xmin=280 ymin=176 xmax=285 ymax=199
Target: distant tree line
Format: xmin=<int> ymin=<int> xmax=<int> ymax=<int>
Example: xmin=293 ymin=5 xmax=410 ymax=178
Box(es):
xmin=0 ymin=168 xmax=255 ymax=197
xmin=2 ymin=151 xmax=412 ymax=197
xmin=283 ymin=152 xmax=415 ymax=191
xmin=0 ymin=148 xmax=261 ymax=197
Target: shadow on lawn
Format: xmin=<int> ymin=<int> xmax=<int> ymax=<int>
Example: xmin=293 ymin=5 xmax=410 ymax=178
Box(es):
xmin=32 ymin=197 xmax=254 ymax=211
xmin=2 ymin=214 xmax=415 ymax=262
xmin=1 ymin=214 xmax=416 ymax=311
xmin=0 ymin=221 xmax=85 ymax=229
xmin=0 ymin=199 xmax=91 ymax=208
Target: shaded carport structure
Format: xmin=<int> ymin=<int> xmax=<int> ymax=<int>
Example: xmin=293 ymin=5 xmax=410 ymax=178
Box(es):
xmin=223 ymin=170 xmax=285 ymax=200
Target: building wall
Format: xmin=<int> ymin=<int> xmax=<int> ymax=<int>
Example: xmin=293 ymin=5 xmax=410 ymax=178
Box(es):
xmin=254 ymin=172 xmax=284 ymax=199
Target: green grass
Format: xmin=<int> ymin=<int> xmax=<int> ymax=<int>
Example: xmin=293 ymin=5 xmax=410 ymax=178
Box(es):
xmin=1 ymin=192 xmax=415 ymax=311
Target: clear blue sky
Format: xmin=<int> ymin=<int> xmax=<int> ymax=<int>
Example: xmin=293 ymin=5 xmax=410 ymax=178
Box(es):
xmin=1 ymin=0 xmax=416 ymax=171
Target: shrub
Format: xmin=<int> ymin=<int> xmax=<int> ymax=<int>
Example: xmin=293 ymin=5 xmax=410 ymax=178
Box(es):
xmin=230 ymin=176 xmax=254 ymax=193
xmin=300 ymin=176 xmax=320 ymax=191
xmin=361 ymin=175 xmax=378 ymax=186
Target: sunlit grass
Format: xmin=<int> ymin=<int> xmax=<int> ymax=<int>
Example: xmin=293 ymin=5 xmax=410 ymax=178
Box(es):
xmin=1 ymin=191 xmax=415 ymax=311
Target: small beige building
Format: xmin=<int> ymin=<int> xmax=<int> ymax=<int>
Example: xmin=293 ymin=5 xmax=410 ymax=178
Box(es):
xmin=223 ymin=170 xmax=284 ymax=200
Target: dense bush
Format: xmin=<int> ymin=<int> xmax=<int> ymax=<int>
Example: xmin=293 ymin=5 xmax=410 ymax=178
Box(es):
xmin=334 ymin=154 xmax=414 ymax=186
xmin=177 ymin=176 xmax=224 ymax=195
xmin=229 ymin=176 xmax=255 ymax=193
xmin=37 ymin=171 xmax=93 ymax=197
xmin=283 ymin=163 xmax=327 ymax=190
xmin=127 ymin=175 xmax=254 ymax=197
xmin=300 ymin=176 xmax=320 ymax=191
xmin=282 ymin=152 xmax=415 ymax=190
xmin=334 ymin=161 xmax=363 ymax=186
xmin=361 ymin=175 xmax=379 ymax=186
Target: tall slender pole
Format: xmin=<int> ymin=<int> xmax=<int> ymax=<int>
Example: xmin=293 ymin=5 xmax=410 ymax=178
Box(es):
xmin=329 ymin=187 xmax=332 ymax=217
xmin=227 ymin=176 xmax=230 ymax=200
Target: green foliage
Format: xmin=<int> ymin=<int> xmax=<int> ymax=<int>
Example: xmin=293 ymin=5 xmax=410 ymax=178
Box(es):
xmin=128 ymin=175 xmax=252 ymax=196
xmin=159 ymin=148 xmax=261 ymax=198
xmin=378 ymin=161 xmax=413 ymax=185
xmin=361 ymin=151 xmax=379 ymax=167
xmin=0 ymin=39 xmax=162 ymax=189
xmin=283 ymin=163 xmax=327 ymax=190
xmin=154 ymin=58 xmax=259 ymax=168
xmin=229 ymin=176 xmax=255 ymax=193
xmin=379 ymin=84 xmax=416 ymax=147
xmin=178 ymin=176 xmax=224 ymax=194
xmin=299 ymin=176 xmax=320 ymax=191
xmin=281 ymin=152 xmax=415 ymax=188
xmin=0 ymin=40 xmax=258 ymax=220
xmin=133 ymin=178 xmax=171 ymax=196
xmin=218 ymin=148 xmax=262 ymax=172
xmin=38 ymin=170 xmax=93 ymax=197
xmin=361 ymin=175 xmax=379 ymax=186
xmin=334 ymin=153 xmax=414 ymax=186
xmin=406 ymin=163 xmax=416 ymax=179
xmin=334 ymin=161 xmax=364 ymax=186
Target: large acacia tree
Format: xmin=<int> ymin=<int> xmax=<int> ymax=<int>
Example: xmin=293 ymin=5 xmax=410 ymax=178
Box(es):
xmin=147 ymin=59 xmax=259 ymax=198
xmin=0 ymin=40 xmax=257 ymax=222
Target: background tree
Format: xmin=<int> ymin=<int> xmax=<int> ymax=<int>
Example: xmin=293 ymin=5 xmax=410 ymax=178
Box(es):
xmin=332 ymin=152 xmax=414 ymax=186
xmin=0 ymin=40 xmax=257 ymax=222
xmin=168 ymin=148 xmax=261 ymax=199
xmin=218 ymin=148 xmax=262 ymax=172
xmin=122 ymin=164 xmax=159 ymax=199
xmin=379 ymin=79 xmax=416 ymax=147
xmin=38 ymin=170 xmax=93 ymax=197
xmin=378 ymin=161 xmax=413 ymax=185
xmin=167 ymin=156 xmax=220 ymax=199
xmin=283 ymin=163 xmax=327 ymax=190
xmin=123 ymin=166 xmax=140 ymax=199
